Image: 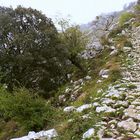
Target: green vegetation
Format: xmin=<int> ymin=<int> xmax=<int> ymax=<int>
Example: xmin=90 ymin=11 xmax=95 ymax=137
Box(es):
xmin=0 ymin=1 xmax=139 ymax=139
xmin=0 ymin=87 xmax=53 ymax=131
xmin=0 ymin=6 xmax=88 ymax=98
xmin=0 ymin=86 xmax=57 ymax=139
xmin=119 ymin=12 xmax=135 ymax=26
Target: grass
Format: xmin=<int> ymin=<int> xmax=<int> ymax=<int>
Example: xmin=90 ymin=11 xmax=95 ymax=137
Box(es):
xmin=49 ymin=40 xmax=125 ymax=140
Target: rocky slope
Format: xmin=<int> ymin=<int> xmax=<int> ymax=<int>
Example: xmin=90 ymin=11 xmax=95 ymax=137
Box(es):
xmin=80 ymin=25 xmax=140 ymax=139
xmin=10 ymin=2 xmax=140 ymax=140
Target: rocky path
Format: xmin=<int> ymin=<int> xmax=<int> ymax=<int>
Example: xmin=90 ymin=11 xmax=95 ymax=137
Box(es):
xmin=81 ymin=26 xmax=140 ymax=140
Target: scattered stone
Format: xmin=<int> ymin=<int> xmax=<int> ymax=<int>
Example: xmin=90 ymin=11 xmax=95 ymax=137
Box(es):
xmin=96 ymin=105 xmax=116 ymax=113
xmin=82 ymin=128 xmax=95 ymax=139
xmin=102 ymin=98 xmax=115 ymax=105
xmin=64 ymin=106 xmax=76 ymax=112
xmin=117 ymin=118 xmax=137 ymax=132
xmin=110 ymin=49 xmax=118 ymax=56
xmin=115 ymin=101 xmax=128 ymax=108
xmin=76 ymin=104 xmax=92 ymax=112
xmin=97 ymin=80 xmax=102 ymax=83
xmin=99 ymin=69 xmax=109 ymax=78
xmin=85 ymin=75 xmax=92 ymax=80
xmin=135 ymin=130 xmax=140 ymax=136
xmin=124 ymin=108 xmax=140 ymax=121
xmin=92 ymin=102 xmax=99 ymax=107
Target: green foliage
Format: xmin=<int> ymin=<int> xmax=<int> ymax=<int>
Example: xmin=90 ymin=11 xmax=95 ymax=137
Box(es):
xmin=108 ymin=26 xmax=123 ymax=38
xmin=127 ymin=84 xmax=137 ymax=90
xmin=56 ymin=111 xmax=100 ymax=140
xmin=0 ymin=6 xmax=88 ymax=97
xmin=134 ymin=4 xmax=140 ymax=26
xmin=100 ymin=36 xmax=110 ymax=46
xmin=114 ymin=35 xmax=132 ymax=48
xmin=0 ymin=87 xmax=53 ymax=130
xmin=119 ymin=12 xmax=135 ymax=26
xmin=58 ymin=18 xmax=88 ymax=73
xmin=0 ymin=6 xmax=69 ymax=97
xmin=135 ymin=4 xmax=140 ymax=11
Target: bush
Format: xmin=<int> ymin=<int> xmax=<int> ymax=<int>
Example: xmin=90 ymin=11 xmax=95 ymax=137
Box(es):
xmin=0 ymin=87 xmax=53 ymax=130
xmin=119 ymin=12 xmax=135 ymax=26
xmin=100 ymin=36 xmax=110 ymax=46
xmin=108 ymin=26 xmax=123 ymax=38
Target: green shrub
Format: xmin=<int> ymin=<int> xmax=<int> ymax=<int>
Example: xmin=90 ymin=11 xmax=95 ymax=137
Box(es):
xmin=100 ymin=36 xmax=110 ymax=46
xmin=135 ymin=5 xmax=140 ymax=12
xmin=108 ymin=26 xmax=123 ymax=38
xmin=124 ymin=40 xmax=132 ymax=47
xmin=119 ymin=12 xmax=135 ymax=26
xmin=0 ymin=87 xmax=53 ymax=130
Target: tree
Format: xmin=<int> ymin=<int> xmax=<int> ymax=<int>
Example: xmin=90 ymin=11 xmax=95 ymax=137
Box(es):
xmin=58 ymin=18 xmax=88 ymax=73
xmin=0 ymin=6 xmax=67 ymax=96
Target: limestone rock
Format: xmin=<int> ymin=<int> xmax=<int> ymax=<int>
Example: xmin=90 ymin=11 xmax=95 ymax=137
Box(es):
xmin=96 ymin=105 xmax=116 ymax=113
xmin=64 ymin=106 xmax=76 ymax=112
xmin=76 ymin=104 xmax=92 ymax=112
xmin=110 ymin=49 xmax=118 ymax=56
xmin=11 ymin=129 xmax=58 ymax=140
xmin=124 ymin=108 xmax=140 ymax=121
xmin=82 ymin=128 xmax=94 ymax=139
xmin=117 ymin=118 xmax=137 ymax=132
xmin=99 ymin=69 xmax=109 ymax=78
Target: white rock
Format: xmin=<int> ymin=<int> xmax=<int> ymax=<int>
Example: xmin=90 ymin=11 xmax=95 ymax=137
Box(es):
xmin=110 ymin=46 xmax=116 ymax=50
xmin=85 ymin=75 xmax=92 ymax=80
xmin=82 ymin=128 xmax=94 ymax=139
xmin=99 ymin=69 xmax=109 ymax=78
xmin=11 ymin=136 xmax=29 ymax=140
xmin=96 ymin=105 xmax=116 ymax=113
xmin=102 ymin=98 xmax=115 ymax=104
xmin=11 ymin=129 xmax=58 ymax=140
xmin=117 ymin=118 xmax=137 ymax=132
xmin=65 ymin=88 xmax=71 ymax=93
xmin=122 ymin=30 xmax=126 ymax=35
xmin=99 ymin=69 xmax=109 ymax=76
xmin=90 ymin=42 xmax=104 ymax=51
xmin=97 ymin=89 xmax=103 ymax=93
xmin=135 ymin=130 xmax=140 ymax=136
xmin=76 ymin=104 xmax=92 ymax=112
xmin=115 ymin=101 xmax=128 ymax=107
xmin=28 ymin=131 xmax=36 ymax=139
xmin=110 ymin=49 xmax=118 ymax=56
xmin=124 ymin=108 xmax=140 ymax=120
xmin=64 ymin=106 xmax=76 ymax=112
xmin=93 ymin=102 xmax=100 ymax=107
xmin=102 ymin=75 xmax=109 ymax=78
xmin=97 ymin=80 xmax=102 ymax=83
xmin=106 ymin=88 xmax=120 ymax=98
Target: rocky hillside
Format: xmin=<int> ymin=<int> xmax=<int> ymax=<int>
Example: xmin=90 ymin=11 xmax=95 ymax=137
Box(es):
xmin=5 ymin=1 xmax=140 ymax=140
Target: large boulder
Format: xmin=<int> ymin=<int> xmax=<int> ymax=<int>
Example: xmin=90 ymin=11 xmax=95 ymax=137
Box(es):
xmin=88 ymin=42 xmax=104 ymax=51
xmin=117 ymin=118 xmax=137 ymax=132
xmin=11 ymin=129 xmax=58 ymax=140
